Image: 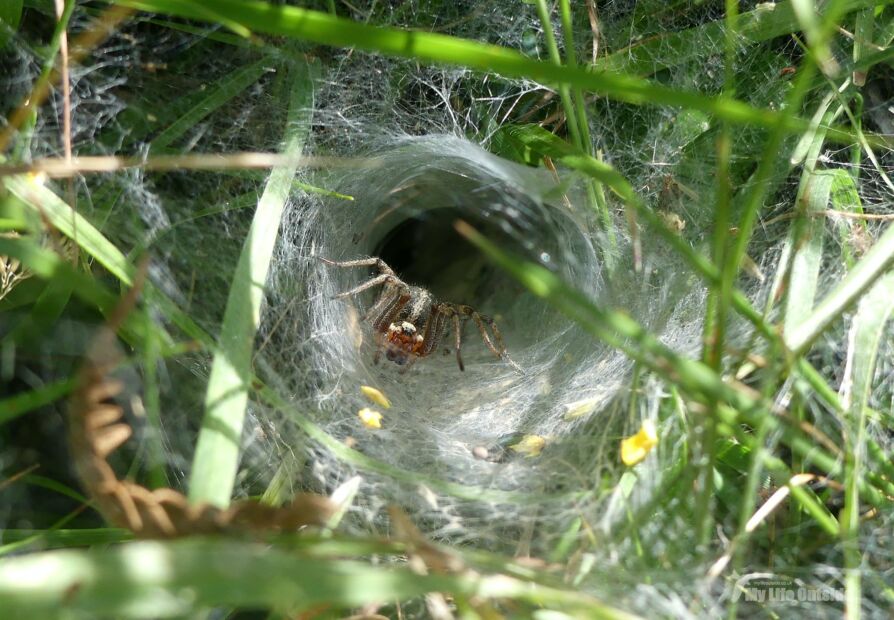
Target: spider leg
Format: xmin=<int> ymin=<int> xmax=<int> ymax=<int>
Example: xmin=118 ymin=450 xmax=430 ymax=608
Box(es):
xmin=362 ymin=286 xmax=401 ymax=324
xmin=460 ymin=305 xmax=524 ymax=373
xmin=318 ymin=256 xmax=397 ymax=278
xmin=372 ymin=291 xmax=410 ymax=332
xmin=321 ymin=257 xmax=408 ymax=305
xmin=451 ymin=310 xmax=465 ymax=372
xmin=417 ymin=305 xmax=450 ymax=368
xmin=457 ymin=305 xmax=501 ymax=358
xmin=331 ymin=273 xmax=402 ymax=300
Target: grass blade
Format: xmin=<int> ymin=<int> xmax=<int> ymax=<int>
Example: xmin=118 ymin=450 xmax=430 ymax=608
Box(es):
xmin=533 ymin=0 xmax=581 ymax=148
xmin=455 ymin=220 xmax=759 ymax=415
xmin=0 ymin=539 xmax=642 ymax=619
xmin=595 ymin=0 xmax=882 ymax=76
xmin=0 ymin=0 xmax=23 ymax=47
xmin=455 ymin=221 xmax=890 ymax=509
xmin=115 ymin=0 xmax=840 ymax=138
xmin=840 ymin=271 xmax=894 ymax=618
xmin=187 ymin=60 xmax=315 ymax=508
xmin=0 ymin=235 xmax=147 ymax=342
xmin=3 ymin=174 xmax=135 ymax=285
xmin=0 ymin=377 xmax=77 ymax=425
xmin=782 ymin=171 xmax=834 ymax=336
xmin=149 ymin=57 xmax=270 ymax=152
xmin=786 ymin=219 xmax=894 ymax=354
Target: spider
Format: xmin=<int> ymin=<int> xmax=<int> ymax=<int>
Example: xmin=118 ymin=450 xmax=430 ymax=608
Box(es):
xmin=320 ymin=256 xmax=520 ymax=372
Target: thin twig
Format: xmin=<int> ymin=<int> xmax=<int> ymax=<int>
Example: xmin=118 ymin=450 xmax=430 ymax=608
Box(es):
xmin=0 ymin=464 xmax=40 ymax=493
xmin=821 ymin=209 xmax=894 ymax=221
xmin=0 ymin=154 xmax=377 ymax=177
xmin=54 ymin=0 xmax=78 ymax=260
xmin=764 ymin=209 xmax=894 ymax=227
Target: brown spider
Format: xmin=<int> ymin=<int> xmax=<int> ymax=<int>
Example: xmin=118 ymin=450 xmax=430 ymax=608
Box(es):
xmin=320 ymin=256 xmax=520 ymax=372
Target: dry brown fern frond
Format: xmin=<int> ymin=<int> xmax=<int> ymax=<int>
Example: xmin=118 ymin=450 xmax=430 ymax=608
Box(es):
xmin=68 ymin=269 xmax=335 ymax=538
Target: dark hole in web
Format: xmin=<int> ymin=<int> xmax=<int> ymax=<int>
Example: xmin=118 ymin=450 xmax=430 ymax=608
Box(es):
xmin=372 ymin=207 xmax=518 ymax=308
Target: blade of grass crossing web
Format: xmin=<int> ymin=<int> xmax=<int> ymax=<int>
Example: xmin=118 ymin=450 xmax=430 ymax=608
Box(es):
xmin=849 ymin=93 xmax=863 ymax=188
xmin=456 ymin=222 xmax=890 ymax=509
xmin=143 ymin=16 xmax=254 ymax=47
xmin=718 ymin=0 xmax=744 ymax=517
xmin=783 ymin=171 xmax=833 ymax=336
xmin=99 ymin=58 xmax=266 ymax=148
xmin=594 ymin=0 xmax=888 ymax=76
xmin=785 ymin=219 xmax=894 ymax=354
xmin=117 ymin=0 xmax=848 ymax=138
xmin=840 ymin=271 xmax=894 ymax=619
xmin=790 ymin=91 xmax=836 ymax=166
xmin=3 ymin=174 xmax=135 ymax=285
xmin=455 ymin=221 xmax=760 ymax=414
xmin=790 ymin=0 xmax=829 ymax=69
xmin=558 ymin=0 xmax=588 ymax=153
xmin=503 ymin=125 xmax=775 ymax=340
xmin=767 ymin=95 xmax=837 ymax=325
xmin=530 ymin=0 xmax=615 ymax=259
xmin=556 ymin=0 xmax=615 ymax=261
xmin=149 ymin=57 xmax=270 ymax=152
xmin=726 ymin=0 xmax=853 ymax=302
xmin=852 ymin=7 xmax=874 ymax=85
xmin=188 ymin=60 xmax=315 ymax=508
xmin=496 ymin=127 xmax=891 ymax=463
xmin=140 ymin=325 xmax=168 ymax=489
xmin=697 ymin=0 xmax=740 ymax=549
xmin=533 ymin=0 xmax=581 ymax=149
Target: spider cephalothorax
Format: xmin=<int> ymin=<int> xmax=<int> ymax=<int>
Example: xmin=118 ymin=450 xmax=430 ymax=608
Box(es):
xmin=320 ymin=256 xmax=520 ymax=372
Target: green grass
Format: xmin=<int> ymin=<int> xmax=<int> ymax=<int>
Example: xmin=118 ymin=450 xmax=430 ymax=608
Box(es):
xmin=188 ymin=58 xmax=315 ymax=508
xmin=2 ymin=0 xmax=894 ymax=617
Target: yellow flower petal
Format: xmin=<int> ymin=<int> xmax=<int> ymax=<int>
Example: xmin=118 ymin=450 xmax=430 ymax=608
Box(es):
xmin=360 ymin=385 xmax=391 ymax=409
xmin=509 ymin=434 xmax=546 ymax=458
xmin=358 ymin=407 xmax=383 ymax=429
xmin=27 ymin=172 xmax=47 ymax=186
xmin=620 ymin=420 xmax=658 ymax=466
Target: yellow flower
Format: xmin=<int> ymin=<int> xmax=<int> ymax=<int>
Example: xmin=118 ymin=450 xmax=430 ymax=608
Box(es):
xmin=509 ymin=435 xmax=546 ymax=458
xmin=27 ymin=171 xmax=47 ymax=186
xmin=358 ymin=407 xmax=383 ymax=429
xmin=360 ymin=385 xmax=391 ymax=409
xmin=620 ymin=420 xmax=658 ymax=466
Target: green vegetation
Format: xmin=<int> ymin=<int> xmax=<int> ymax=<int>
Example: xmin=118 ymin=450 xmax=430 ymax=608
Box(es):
xmin=2 ymin=0 xmax=894 ymax=618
